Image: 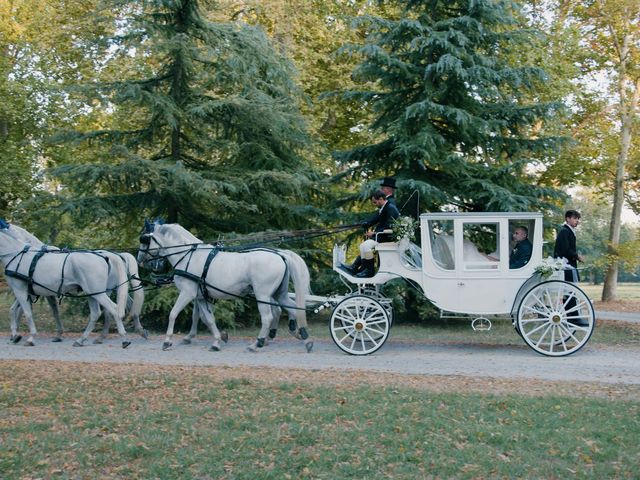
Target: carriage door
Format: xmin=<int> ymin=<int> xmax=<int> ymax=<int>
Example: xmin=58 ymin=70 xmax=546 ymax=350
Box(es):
xmin=423 ymin=217 xmax=510 ymax=314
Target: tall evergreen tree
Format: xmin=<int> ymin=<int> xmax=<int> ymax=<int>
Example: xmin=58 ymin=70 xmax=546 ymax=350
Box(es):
xmin=336 ymin=0 xmax=565 ymax=213
xmin=42 ymin=0 xmax=318 ymax=239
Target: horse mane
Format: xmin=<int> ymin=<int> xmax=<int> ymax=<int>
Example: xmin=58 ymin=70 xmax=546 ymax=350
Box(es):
xmin=0 ymin=228 xmax=28 ymax=251
xmin=159 ymin=223 xmax=204 ymax=245
xmin=7 ymin=225 xmax=44 ymax=247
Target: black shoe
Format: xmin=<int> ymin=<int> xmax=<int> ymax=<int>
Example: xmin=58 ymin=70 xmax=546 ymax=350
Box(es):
xmin=340 ymin=264 xmax=356 ymax=274
xmin=567 ymin=317 xmax=590 ymax=327
xmin=355 ymin=259 xmax=375 ymax=278
xmin=355 ymin=269 xmax=372 ymax=278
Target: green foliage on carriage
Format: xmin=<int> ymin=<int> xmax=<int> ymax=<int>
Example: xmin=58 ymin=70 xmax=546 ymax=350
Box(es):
xmin=332 ymin=0 xmax=565 ymax=213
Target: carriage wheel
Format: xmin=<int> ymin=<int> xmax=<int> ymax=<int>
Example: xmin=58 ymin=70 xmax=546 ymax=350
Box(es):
xmin=360 ymin=287 xmax=394 ymax=326
xmin=330 ymin=295 xmax=391 ymax=355
xmin=517 ymin=281 xmax=594 ymax=357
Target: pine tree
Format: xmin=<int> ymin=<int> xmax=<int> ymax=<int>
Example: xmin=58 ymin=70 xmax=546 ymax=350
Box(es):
xmin=336 ymin=0 xmax=565 ymax=213
xmin=43 ymin=0 xmax=319 ymax=239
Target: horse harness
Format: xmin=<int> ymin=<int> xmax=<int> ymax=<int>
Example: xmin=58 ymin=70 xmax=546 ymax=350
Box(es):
xmin=144 ymin=237 xmax=290 ymax=305
xmin=172 ymin=245 xmax=221 ymax=302
xmin=4 ymin=246 xmax=114 ymax=300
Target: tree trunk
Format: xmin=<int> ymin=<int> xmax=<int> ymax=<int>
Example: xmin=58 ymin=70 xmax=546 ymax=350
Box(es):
xmin=601 ymin=66 xmax=640 ymax=301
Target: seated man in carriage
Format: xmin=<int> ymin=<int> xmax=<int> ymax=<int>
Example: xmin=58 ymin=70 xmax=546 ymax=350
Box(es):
xmin=509 ymin=225 xmax=532 ymax=269
xmin=341 ymin=190 xmax=400 ymax=278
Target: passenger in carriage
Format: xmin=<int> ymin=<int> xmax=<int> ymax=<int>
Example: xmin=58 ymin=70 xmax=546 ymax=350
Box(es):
xmin=509 ymin=226 xmax=532 ymax=269
xmin=341 ymin=190 xmax=400 ymax=278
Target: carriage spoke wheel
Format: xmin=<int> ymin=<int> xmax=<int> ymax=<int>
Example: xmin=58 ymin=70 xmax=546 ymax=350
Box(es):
xmin=517 ymin=280 xmax=594 ymax=357
xmin=359 ymin=287 xmax=393 ymax=340
xmin=330 ymin=295 xmax=390 ymax=355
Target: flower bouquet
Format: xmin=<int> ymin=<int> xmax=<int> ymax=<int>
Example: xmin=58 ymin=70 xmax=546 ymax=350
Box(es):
xmin=534 ymin=256 xmax=569 ymax=279
xmin=392 ymin=216 xmax=417 ymax=242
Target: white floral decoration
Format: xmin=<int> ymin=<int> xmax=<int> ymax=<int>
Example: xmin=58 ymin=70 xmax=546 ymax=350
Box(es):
xmin=534 ymin=256 xmax=569 ymax=279
xmin=392 ymin=216 xmax=417 ymax=241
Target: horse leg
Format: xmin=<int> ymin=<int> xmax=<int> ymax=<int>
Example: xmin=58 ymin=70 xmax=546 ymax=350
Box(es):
xmin=266 ymin=305 xmax=281 ymax=345
xmin=45 ymin=297 xmax=64 ymax=342
xmin=128 ymin=296 xmax=148 ymax=339
xmin=181 ymin=300 xmax=200 ymax=345
xmin=248 ymin=300 xmax=274 ymax=352
xmin=278 ymin=294 xmax=314 ymax=353
xmin=164 ymin=290 xmax=196 ymax=350
xmin=9 ymin=300 xmax=23 ymax=344
xmin=74 ymin=299 xmax=101 ymax=347
xmin=94 ymin=293 xmax=130 ymax=348
xmin=196 ymin=300 xmax=223 ymax=351
xmin=94 ymin=308 xmax=110 ymax=344
xmin=12 ymin=293 xmax=37 ymax=346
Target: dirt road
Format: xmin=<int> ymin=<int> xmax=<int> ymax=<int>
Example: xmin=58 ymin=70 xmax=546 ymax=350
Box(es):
xmin=2 ymin=333 xmax=640 ymax=386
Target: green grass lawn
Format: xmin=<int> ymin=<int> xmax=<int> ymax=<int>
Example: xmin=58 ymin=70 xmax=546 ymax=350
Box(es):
xmin=581 ymin=282 xmax=640 ymax=301
xmin=1 ymin=361 xmax=639 ymax=479
xmin=2 ymin=287 xmax=639 ymax=479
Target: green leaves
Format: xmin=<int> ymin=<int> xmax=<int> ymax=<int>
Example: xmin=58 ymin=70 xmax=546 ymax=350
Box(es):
xmin=38 ymin=0 xmax=319 ymax=241
xmin=334 ymin=0 xmax=565 ymax=212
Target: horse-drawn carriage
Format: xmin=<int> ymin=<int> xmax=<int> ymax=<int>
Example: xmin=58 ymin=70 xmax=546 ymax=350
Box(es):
xmin=2 ymin=213 xmax=595 ymax=358
xmin=324 ymin=212 xmax=595 ymax=357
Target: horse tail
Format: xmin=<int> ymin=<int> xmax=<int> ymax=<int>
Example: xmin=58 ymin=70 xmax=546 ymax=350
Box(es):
xmin=122 ymin=253 xmax=144 ymax=321
xmin=280 ymin=250 xmax=310 ymax=327
xmin=103 ymin=251 xmax=128 ymax=320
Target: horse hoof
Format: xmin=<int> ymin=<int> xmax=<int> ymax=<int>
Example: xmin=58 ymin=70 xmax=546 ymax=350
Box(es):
xmin=122 ymin=341 xmax=131 ymax=349
xmin=221 ymin=331 xmax=229 ymax=343
xmin=93 ymin=338 xmax=103 ymax=345
xmin=51 ymin=337 xmax=63 ymax=343
xmin=180 ymin=338 xmax=192 ymax=345
xmin=24 ymin=340 xmax=35 ymax=347
xmin=73 ymin=341 xmax=84 ymax=347
xmin=209 ymin=345 xmax=220 ymax=352
xmin=305 ymin=341 xmax=314 ymax=353
xmin=247 ymin=343 xmax=258 ymax=352
xmin=141 ymin=329 xmax=149 ymax=340
xmin=162 ymin=342 xmax=172 ymax=351
xmin=10 ymin=335 xmax=22 ymax=344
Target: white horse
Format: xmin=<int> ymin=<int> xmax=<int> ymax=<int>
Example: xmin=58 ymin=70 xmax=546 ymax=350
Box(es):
xmin=180 ymin=248 xmax=309 ymax=347
xmin=137 ymin=221 xmax=313 ymax=352
xmin=0 ymin=225 xmax=130 ymax=347
xmin=1 ymin=221 xmax=147 ymax=343
xmin=1 ymin=223 xmax=65 ymax=342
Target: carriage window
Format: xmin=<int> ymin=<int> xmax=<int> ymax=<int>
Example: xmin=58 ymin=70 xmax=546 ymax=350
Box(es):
xmin=509 ymin=220 xmax=534 ymax=269
xmin=428 ymin=220 xmax=454 ymax=270
xmin=462 ymin=223 xmax=499 ymax=270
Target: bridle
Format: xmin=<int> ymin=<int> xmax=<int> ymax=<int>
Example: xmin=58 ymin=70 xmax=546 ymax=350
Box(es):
xmin=138 ymin=230 xmax=202 ymax=272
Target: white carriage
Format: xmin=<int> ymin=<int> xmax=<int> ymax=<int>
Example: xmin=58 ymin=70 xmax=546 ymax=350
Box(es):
xmin=326 ymin=212 xmax=595 ymax=356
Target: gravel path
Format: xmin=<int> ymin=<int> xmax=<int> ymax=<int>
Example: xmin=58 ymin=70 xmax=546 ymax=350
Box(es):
xmin=2 ymin=332 xmax=640 ymax=386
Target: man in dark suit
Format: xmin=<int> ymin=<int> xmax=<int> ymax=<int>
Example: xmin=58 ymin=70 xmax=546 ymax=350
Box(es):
xmin=509 ymin=226 xmax=532 ymax=269
xmin=380 ymin=177 xmax=396 ymax=206
xmin=553 ymin=210 xmax=584 ymax=281
xmin=554 ymin=210 xmax=586 ymax=326
xmin=341 ymin=190 xmax=400 ymax=278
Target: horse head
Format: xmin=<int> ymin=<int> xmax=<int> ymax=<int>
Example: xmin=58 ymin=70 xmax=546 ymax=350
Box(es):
xmin=138 ymin=219 xmax=168 ymax=272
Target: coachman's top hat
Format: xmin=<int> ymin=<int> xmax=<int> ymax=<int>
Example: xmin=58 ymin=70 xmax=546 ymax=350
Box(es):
xmin=380 ymin=177 xmax=396 ymax=189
